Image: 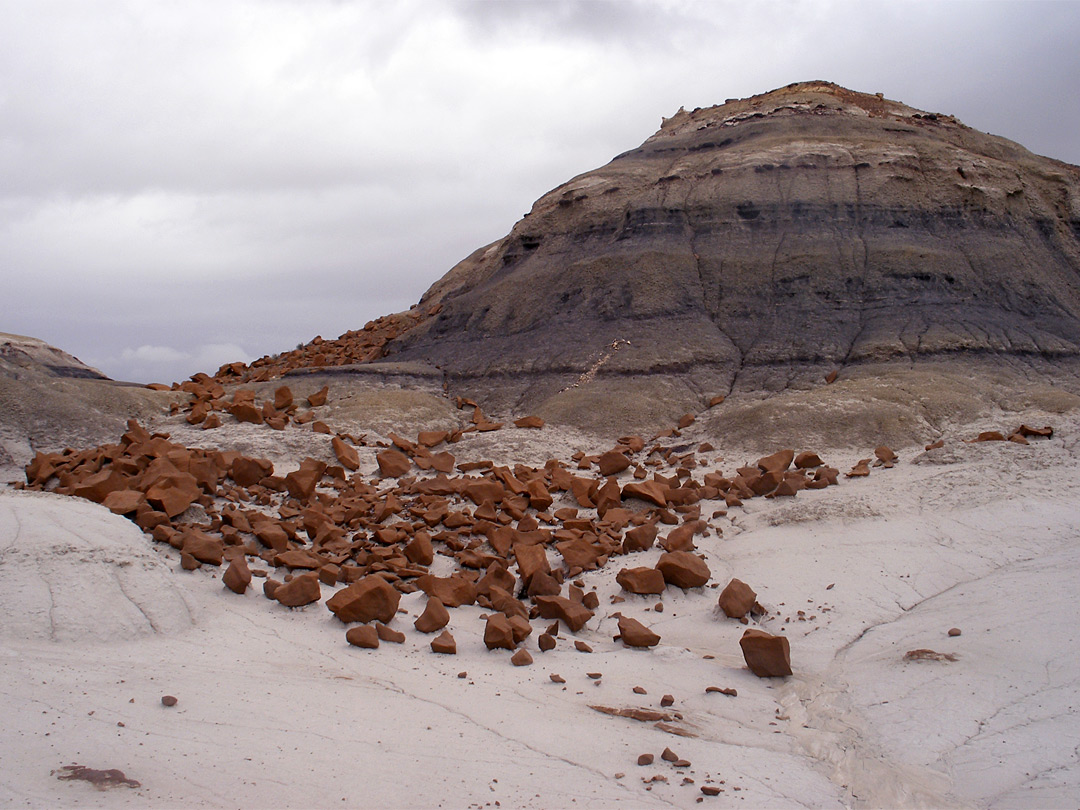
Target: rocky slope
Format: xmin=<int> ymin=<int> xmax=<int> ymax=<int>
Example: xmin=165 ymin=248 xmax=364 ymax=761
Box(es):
xmin=374 ymin=81 xmax=1080 ymax=418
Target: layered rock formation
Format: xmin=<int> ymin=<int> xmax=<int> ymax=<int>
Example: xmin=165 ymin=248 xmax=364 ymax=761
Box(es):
xmin=375 ymin=81 xmax=1080 ymax=415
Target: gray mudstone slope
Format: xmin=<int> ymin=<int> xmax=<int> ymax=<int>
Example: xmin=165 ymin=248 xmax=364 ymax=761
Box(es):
xmin=381 ymin=81 xmax=1080 ymax=417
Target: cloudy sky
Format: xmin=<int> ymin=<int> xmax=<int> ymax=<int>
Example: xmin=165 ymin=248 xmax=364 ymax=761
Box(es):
xmin=3 ymin=0 xmax=1079 ymax=383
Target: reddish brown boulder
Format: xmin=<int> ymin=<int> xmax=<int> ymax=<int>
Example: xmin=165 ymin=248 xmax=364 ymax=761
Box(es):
xmin=656 ymin=552 xmax=710 ymax=589
xmin=101 ymin=489 xmax=145 ymax=515
xmin=417 ymin=574 xmax=477 ymax=607
xmin=513 ymin=416 xmax=545 ymax=429
xmin=971 ymin=431 xmax=1006 ymax=442
xmin=618 ymin=615 xmax=661 ymax=648
xmin=476 ymin=562 xmax=516 ymax=597
xmin=430 ymin=630 xmax=456 ymax=654
xmin=484 ymin=613 xmax=517 ymax=650
xmin=513 ymin=543 xmax=551 ymax=586
xmin=145 ymin=471 xmax=202 ymax=518
xmin=526 ymin=570 xmax=562 ymax=598
xmin=794 ymin=451 xmax=824 ymax=469
xmin=623 ymin=522 xmax=658 ymax=553
xmin=538 ymin=633 xmax=556 ymax=651
xmin=275 ymin=573 xmax=321 ymax=607
xmin=1017 ymin=424 xmax=1053 ymax=438
xmin=414 ymin=598 xmax=451 ymax=633
xmin=510 ymin=648 xmax=534 ymax=666
xmin=229 ymin=402 xmax=264 ymax=424
xmin=488 ymin=586 xmax=529 ymax=621
xmin=556 ymin=536 xmax=603 ymax=571
xmin=377 ymin=449 xmax=412 ymax=478
xmin=875 ymin=446 xmax=898 ymax=467
xmin=252 ymin=520 xmax=290 ymax=553
xmin=180 ymin=529 xmax=223 ymax=566
xmin=404 ymin=532 xmax=435 ymax=566
xmin=229 ymin=456 xmax=273 ymax=487
xmin=718 ymin=578 xmax=757 ymax=618
xmin=508 ymin=615 xmax=532 ymax=644
xmin=273 ymin=385 xmax=294 ymax=411
xmin=597 ymin=450 xmax=631 ymax=477
xmin=376 ymin=622 xmax=406 ymax=643
xmin=345 ymin=625 xmax=379 ymax=648
xmin=925 ymin=439 xmax=945 ymax=451
xmin=534 ymin=595 xmax=593 ymax=632
xmin=331 ymin=436 xmax=360 ymax=471
xmin=659 ymin=522 xmax=698 ymax=552
xmin=757 ymin=449 xmax=794 ymax=474
xmin=223 ymin=556 xmax=252 ymax=594
xmin=326 ymin=576 xmax=400 ymax=623
xmin=739 ymin=629 xmax=792 ymax=677
xmin=306 ymin=386 xmax=329 ymax=407
xmin=285 ymin=461 xmax=325 ymax=500
xmin=846 ymin=459 xmax=871 ymax=478
xmin=616 ymin=567 xmax=666 ymax=595
xmin=622 ymin=480 xmax=667 ymax=507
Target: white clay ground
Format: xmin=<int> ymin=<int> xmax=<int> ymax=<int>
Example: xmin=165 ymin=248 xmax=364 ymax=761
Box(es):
xmin=2 ymin=411 xmax=1079 ymax=809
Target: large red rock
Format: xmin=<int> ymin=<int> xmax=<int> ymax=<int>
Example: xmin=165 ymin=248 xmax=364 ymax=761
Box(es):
xmin=275 ymin=573 xmax=321 ymax=607
xmin=101 ymin=489 xmax=146 ymax=515
xmin=597 ymin=450 xmax=631 ymax=477
xmin=622 ymin=481 xmax=667 ymax=507
xmin=616 ymin=567 xmax=667 ymax=595
xmin=623 ymin=522 xmax=658 ymax=553
xmin=718 ymin=578 xmax=757 ymax=618
xmin=306 ymin=386 xmax=329 ymax=407
xmin=326 ymin=576 xmax=401 ymax=623
xmin=274 ymin=386 xmax=294 ymax=411
xmin=484 ymin=613 xmax=517 ymax=650
xmin=180 ymin=529 xmax=223 ymax=566
xmin=794 ymin=451 xmax=824 ymax=469
xmin=739 ymin=629 xmax=792 ymax=677
xmin=331 ymin=436 xmax=360 ymax=471
xmin=534 ymin=595 xmax=593 ymax=632
xmin=404 ymin=532 xmax=435 ymax=566
xmin=430 ymin=630 xmax=456 ymax=654
xmin=145 ymin=471 xmax=202 ymax=518
xmin=285 ymin=460 xmax=326 ymax=500
xmin=417 ymin=574 xmax=478 ymax=607
xmin=414 ymin=598 xmax=450 ymax=633
xmin=556 ymin=536 xmax=603 ymax=571
xmin=659 ymin=522 xmax=699 ymax=552
xmin=656 ymin=551 xmax=710 ymax=589
xmin=618 ymin=615 xmax=661 ymax=648
xmin=345 ymin=625 xmax=379 ymax=648
xmin=377 ymin=449 xmax=411 ymax=478
xmin=513 ymin=543 xmax=551 ymax=586
xmin=757 ymin=449 xmax=794 ymax=474
xmin=223 ymin=556 xmax=252 ymax=594
xmin=229 ymin=456 xmax=273 ymax=487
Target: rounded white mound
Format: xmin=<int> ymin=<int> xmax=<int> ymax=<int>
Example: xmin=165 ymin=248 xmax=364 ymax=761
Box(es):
xmin=0 ymin=490 xmax=194 ymax=641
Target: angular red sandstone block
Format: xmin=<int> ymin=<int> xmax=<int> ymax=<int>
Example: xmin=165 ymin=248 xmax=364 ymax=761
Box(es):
xmin=331 ymin=436 xmax=360 ymax=471
xmin=655 ymin=551 xmax=710 ymax=589
xmin=223 ymin=556 xmax=252 ymax=594
xmin=414 ymin=597 xmax=450 ymax=633
xmin=430 ymin=630 xmax=456 ymax=654
xmin=416 ymin=574 xmax=477 ymax=607
xmin=326 ymin=576 xmax=400 ymax=623
xmin=616 ymin=567 xmax=666 ymax=595
xmin=306 ymin=386 xmax=329 ymax=407
xmin=346 ymin=625 xmax=379 ymax=649
xmin=376 ymin=449 xmax=411 ymax=478
xmin=618 ymin=615 xmax=660 ymax=648
xmin=534 ymin=595 xmax=593 ymax=632
xmin=484 ymin=613 xmax=516 ymax=650
xmin=275 ymin=573 xmax=321 ymax=607
xmin=739 ymin=629 xmax=792 ymax=677
xmin=718 ymin=578 xmax=757 ymax=618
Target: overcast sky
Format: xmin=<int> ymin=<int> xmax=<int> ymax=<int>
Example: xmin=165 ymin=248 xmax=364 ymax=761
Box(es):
xmin=3 ymin=0 xmax=1079 ymax=383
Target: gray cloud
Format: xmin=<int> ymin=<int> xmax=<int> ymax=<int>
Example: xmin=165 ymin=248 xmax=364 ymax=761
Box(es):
xmin=2 ymin=0 xmax=1078 ymax=383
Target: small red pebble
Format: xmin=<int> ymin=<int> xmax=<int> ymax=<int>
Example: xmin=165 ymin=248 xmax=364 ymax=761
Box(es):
xmin=637 ymin=754 xmax=654 ymax=766
xmin=660 ymin=694 xmax=674 ymax=707
xmin=161 ymin=695 xmax=178 ymax=707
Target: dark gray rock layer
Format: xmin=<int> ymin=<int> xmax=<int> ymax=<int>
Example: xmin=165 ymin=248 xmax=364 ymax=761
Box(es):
xmin=382 ymin=82 xmax=1080 ymax=412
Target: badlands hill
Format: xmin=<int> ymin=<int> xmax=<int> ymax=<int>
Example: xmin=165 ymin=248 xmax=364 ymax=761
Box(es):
xmin=219 ymin=81 xmax=1080 ymax=436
